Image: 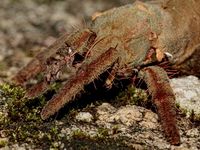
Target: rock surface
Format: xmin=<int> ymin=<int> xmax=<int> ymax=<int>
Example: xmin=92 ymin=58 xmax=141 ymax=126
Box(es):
xmin=0 ymin=0 xmax=200 ymax=149
xmin=170 ymin=75 xmax=200 ymax=118
xmin=75 ymin=112 xmax=93 ymax=122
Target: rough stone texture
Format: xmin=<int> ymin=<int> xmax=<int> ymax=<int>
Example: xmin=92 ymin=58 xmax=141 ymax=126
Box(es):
xmin=0 ymin=0 xmax=200 ymax=149
xmin=97 ymin=103 xmax=144 ymax=126
xmin=61 ymin=103 xmax=199 ymax=150
xmin=1 ymin=143 xmax=34 ymax=150
xmin=75 ymin=112 xmax=93 ymax=122
xmin=170 ymin=75 xmax=200 ymax=118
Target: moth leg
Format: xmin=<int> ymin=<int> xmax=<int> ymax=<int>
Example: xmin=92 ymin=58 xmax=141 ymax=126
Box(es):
xmin=140 ymin=66 xmax=180 ymax=145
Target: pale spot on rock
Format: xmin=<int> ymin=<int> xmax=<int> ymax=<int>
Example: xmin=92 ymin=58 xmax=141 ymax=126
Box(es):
xmin=75 ymin=112 xmax=93 ymax=122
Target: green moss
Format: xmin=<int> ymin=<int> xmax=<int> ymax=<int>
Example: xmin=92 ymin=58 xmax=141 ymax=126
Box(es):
xmin=186 ymin=109 xmax=200 ymax=122
xmin=97 ymin=128 xmax=109 ymax=140
xmin=0 ymin=84 xmax=147 ymax=149
xmin=0 ymin=64 xmax=6 ymax=70
xmin=111 ymin=86 xmax=148 ymax=107
xmin=70 ymin=129 xmax=133 ymax=150
xmin=0 ymin=84 xmax=44 ymax=123
xmin=112 ymin=125 xmax=120 ymax=134
xmin=0 ymin=84 xmax=61 ymax=148
xmin=175 ymin=102 xmax=200 ymax=124
xmin=0 ymin=140 xmax=7 ymax=148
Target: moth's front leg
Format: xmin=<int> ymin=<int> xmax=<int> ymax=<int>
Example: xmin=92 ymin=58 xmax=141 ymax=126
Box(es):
xmin=140 ymin=66 xmax=180 ymax=145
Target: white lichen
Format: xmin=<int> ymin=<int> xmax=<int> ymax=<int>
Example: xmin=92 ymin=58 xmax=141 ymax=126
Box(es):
xmin=170 ymin=75 xmax=200 ymax=118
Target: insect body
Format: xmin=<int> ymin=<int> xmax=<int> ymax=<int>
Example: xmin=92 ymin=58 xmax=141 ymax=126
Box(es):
xmin=13 ymin=0 xmax=200 ymax=145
